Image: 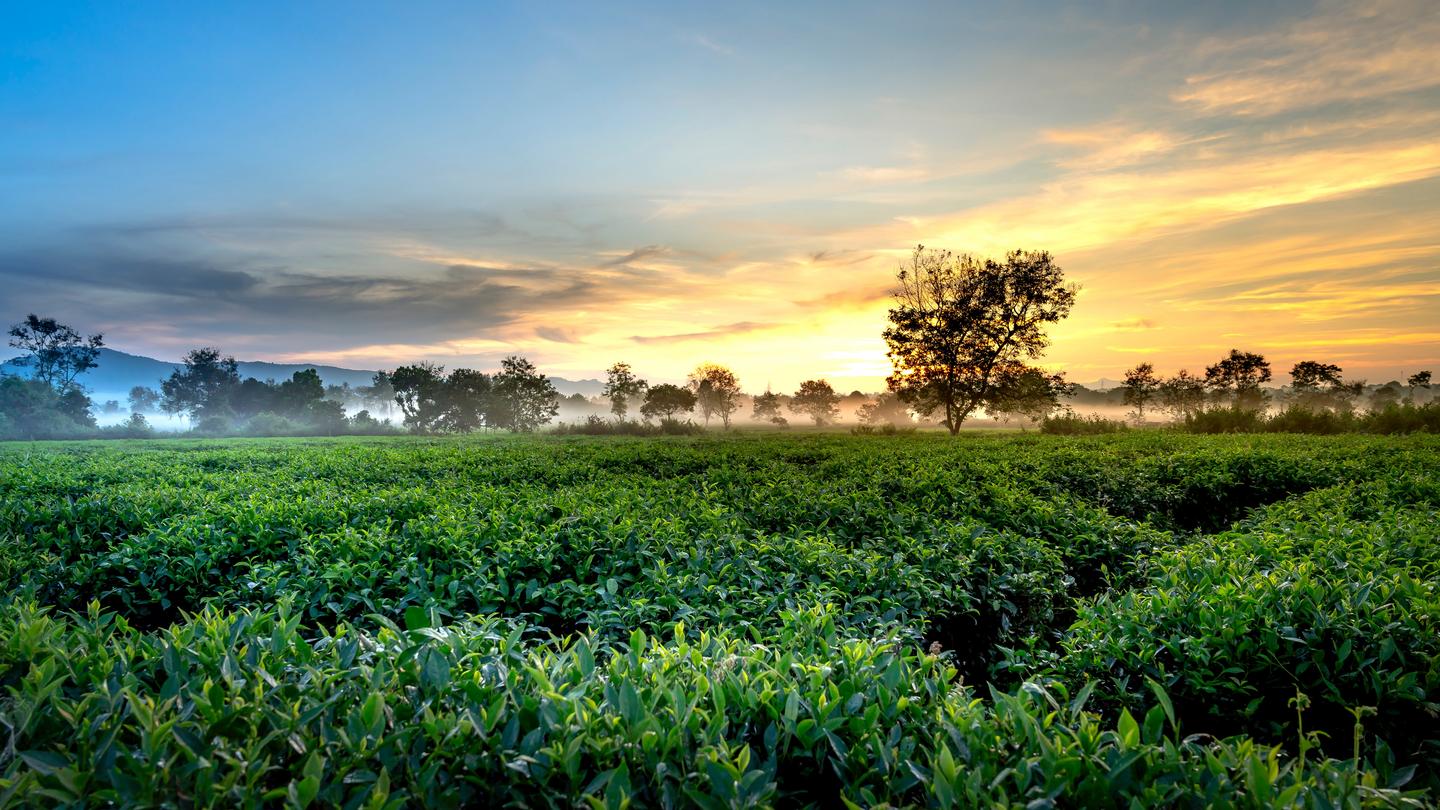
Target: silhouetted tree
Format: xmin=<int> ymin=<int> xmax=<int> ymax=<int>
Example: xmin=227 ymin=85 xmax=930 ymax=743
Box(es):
xmin=883 ymin=246 xmax=1076 ymax=434
xmin=1205 ymin=349 xmax=1272 ymax=410
xmin=1289 ymin=361 xmax=1362 ymax=412
xmin=987 ymin=366 xmax=1071 ymax=425
xmin=602 ymin=362 xmax=648 ymax=421
xmin=688 ymin=363 xmax=741 ymax=428
xmin=6 ymin=314 xmax=103 ymax=392
xmin=276 ymin=369 xmax=325 ymax=416
xmin=1409 ymin=370 xmax=1432 ymax=397
xmin=789 ymin=379 xmax=841 ymax=426
xmin=161 ymin=348 xmax=240 ymax=419
xmin=127 ymin=385 xmax=161 ymax=413
xmin=1122 ymin=362 xmax=1161 ymax=422
xmin=440 ymin=369 xmax=492 ymax=432
xmin=492 ymin=356 xmax=558 ymax=432
xmin=641 ymin=383 xmax=696 ymax=420
xmin=390 ymin=362 xmax=448 ymax=432
xmin=1158 ymin=370 xmax=1206 ymax=418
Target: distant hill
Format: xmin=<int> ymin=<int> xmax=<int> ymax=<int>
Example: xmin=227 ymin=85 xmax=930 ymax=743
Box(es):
xmin=2 ymin=348 xmax=606 ymax=402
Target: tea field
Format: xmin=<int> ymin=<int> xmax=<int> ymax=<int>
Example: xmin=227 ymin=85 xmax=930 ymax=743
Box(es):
xmin=1 ymin=432 xmax=1437 ymax=807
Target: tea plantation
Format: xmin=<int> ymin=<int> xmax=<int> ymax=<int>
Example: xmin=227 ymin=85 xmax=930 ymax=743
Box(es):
xmin=1 ymin=433 xmax=1436 ymax=807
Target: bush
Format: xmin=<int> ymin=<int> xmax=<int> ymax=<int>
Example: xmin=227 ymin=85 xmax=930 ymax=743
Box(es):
xmin=0 ymin=602 xmax=1428 ymax=808
xmin=851 ymin=423 xmax=917 ymax=435
xmin=1363 ymin=402 xmax=1440 ymax=435
xmin=1265 ymin=404 xmax=1358 ymax=434
xmin=244 ymin=411 xmax=303 ymax=436
xmin=1181 ymin=406 xmax=1266 ymax=434
xmin=1040 ymin=411 xmax=1127 ymax=435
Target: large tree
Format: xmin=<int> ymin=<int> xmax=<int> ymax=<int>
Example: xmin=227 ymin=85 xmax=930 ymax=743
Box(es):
xmin=6 ymin=314 xmax=104 ymax=392
xmin=883 ymin=246 xmax=1076 ymax=435
xmin=789 ymin=379 xmax=841 ymax=426
xmin=1122 ymin=362 xmax=1161 ymax=422
xmin=688 ymin=363 xmax=741 ymax=428
xmin=1205 ymin=349 xmax=1272 ymax=410
xmin=161 ymin=347 xmax=240 ymax=418
xmin=440 ymin=368 xmax=493 ymax=432
xmin=390 ymin=362 xmax=449 ymax=432
xmin=492 ymin=356 xmax=558 ymax=432
xmin=602 ymin=362 xmax=648 ymax=421
xmin=640 ymin=383 xmax=696 ymax=420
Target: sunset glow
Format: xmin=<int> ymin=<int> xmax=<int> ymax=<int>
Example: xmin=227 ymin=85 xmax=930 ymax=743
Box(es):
xmin=3 ymin=1 xmax=1437 ymax=388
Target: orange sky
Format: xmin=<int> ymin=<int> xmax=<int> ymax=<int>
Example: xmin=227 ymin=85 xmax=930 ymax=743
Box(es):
xmin=6 ymin=1 xmax=1438 ymax=389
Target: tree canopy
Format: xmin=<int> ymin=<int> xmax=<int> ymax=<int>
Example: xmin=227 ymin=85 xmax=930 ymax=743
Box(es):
xmin=883 ymin=246 xmax=1076 ymax=434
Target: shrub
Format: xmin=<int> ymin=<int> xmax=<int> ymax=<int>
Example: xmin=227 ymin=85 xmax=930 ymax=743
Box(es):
xmin=1040 ymin=411 xmax=1127 ymax=435
xmin=1181 ymin=406 xmax=1267 ymax=434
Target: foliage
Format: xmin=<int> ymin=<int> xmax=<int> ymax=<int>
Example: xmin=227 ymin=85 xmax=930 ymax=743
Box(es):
xmin=491 ymin=356 xmax=559 ymax=432
xmin=160 ymin=348 xmax=241 ymax=419
xmin=641 ymin=383 xmax=697 ymax=421
xmin=987 ymin=367 xmax=1071 ymax=425
xmin=883 ymin=245 xmax=1076 ymax=434
xmin=789 ymin=379 xmax=841 ymax=426
xmin=1 ymin=432 xmax=1437 ymax=803
xmin=1205 ymin=349 xmax=1273 ymax=411
xmin=1123 ymin=362 xmax=1161 ymax=422
xmin=1040 ymin=410 xmax=1128 ymax=435
xmin=5 ymin=314 xmax=104 ymax=392
xmin=687 ymin=364 xmax=741 ymax=428
xmin=602 ymin=362 xmax=648 ymax=421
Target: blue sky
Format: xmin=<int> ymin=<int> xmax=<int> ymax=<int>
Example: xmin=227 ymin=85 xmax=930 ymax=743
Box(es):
xmin=2 ymin=1 xmax=1437 ymax=387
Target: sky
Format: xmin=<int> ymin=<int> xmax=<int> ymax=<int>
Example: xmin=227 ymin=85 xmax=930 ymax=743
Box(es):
xmin=2 ymin=0 xmax=1437 ymax=390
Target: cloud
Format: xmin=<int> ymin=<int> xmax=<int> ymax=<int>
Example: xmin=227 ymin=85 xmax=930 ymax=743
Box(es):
xmin=602 ymin=245 xmax=670 ymax=266
xmin=1174 ymin=0 xmax=1440 ymax=116
xmin=631 ymin=321 xmax=775 ymax=345
xmin=687 ymin=34 xmax=735 ymax=57
xmin=835 ymin=165 xmax=931 ymax=184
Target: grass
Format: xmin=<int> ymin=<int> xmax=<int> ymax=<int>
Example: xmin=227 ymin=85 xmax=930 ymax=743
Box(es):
xmin=1 ymin=431 xmax=1436 ymax=806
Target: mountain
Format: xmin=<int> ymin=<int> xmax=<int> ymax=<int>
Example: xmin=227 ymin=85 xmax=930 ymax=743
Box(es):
xmin=2 ymin=348 xmax=607 ymax=401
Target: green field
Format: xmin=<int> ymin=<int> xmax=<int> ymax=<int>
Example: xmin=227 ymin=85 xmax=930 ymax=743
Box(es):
xmin=1 ymin=433 xmax=1437 ymax=807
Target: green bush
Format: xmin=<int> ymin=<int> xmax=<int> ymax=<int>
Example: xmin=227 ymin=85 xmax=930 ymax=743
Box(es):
xmin=1040 ymin=412 xmax=1127 ymax=435
xmin=1 ymin=432 xmax=1437 ymax=804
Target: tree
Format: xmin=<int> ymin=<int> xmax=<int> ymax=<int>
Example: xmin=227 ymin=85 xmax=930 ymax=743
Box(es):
xmin=751 ymin=390 xmax=783 ymax=424
xmin=0 ymin=377 xmax=92 ymax=439
xmin=440 ymin=368 xmax=492 ymax=432
xmin=362 ymin=371 xmax=396 ymax=417
xmin=856 ymin=393 xmax=912 ymax=426
xmin=6 ymin=314 xmax=104 ymax=392
xmin=602 ymin=362 xmax=648 ymax=421
xmin=275 ymin=369 xmax=326 ymax=416
xmin=1122 ymin=362 xmax=1161 ymax=422
xmin=492 ymin=356 xmax=558 ymax=432
xmin=1204 ymin=349 xmax=1271 ymax=410
xmin=883 ymin=246 xmax=1076 ymax=435
xmin=390 ymin=362 xmax=448 ymax=432
xmin=789 ymin=379 xmax=841 ymax=426
xmin=127 ymin=385 xmax=161 ymax=413
xmin=986 ymin=367 xmax=1071 ymax=425
xmin=1289 ymin=361 xmax=1361 ymax=412
xmin=1408 ymin=370 xmax=1432 ymax=398
xmin=640 ymin=383 xmax=696 ymax=420
xmin=688 ymin=364 xmax=741 ymax=428
xmin=161 ymin=348 xmax=240 ymax=419
xmin=1158 ymin=370 xmax=1206 ymax=418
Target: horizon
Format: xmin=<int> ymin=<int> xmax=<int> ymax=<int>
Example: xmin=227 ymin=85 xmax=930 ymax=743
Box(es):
xmin=3 ymin=2 xmax=1438 ymax=390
